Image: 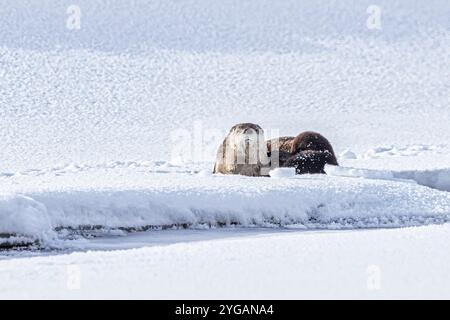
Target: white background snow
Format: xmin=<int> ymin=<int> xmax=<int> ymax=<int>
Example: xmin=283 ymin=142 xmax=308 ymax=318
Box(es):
xmin=1 ymin=0 xmax=450 ymax=299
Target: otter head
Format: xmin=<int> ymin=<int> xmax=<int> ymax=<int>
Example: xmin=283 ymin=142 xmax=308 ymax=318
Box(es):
xmin=214 ymin=123 xmax=270 ymax=176
xmin=226 ymin=123 xmax=268 ymax=165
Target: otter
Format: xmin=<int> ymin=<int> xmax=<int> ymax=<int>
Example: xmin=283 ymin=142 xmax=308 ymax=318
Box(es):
xmin=266 ymin=136 xmax=295 ymax=169
xmin=213 ymin=123 xmax=270 ymax=176
xmin=267 ymin=131 xmax=338 ymax=174
xmin=284 ymin=149 xmax=337 ymax=174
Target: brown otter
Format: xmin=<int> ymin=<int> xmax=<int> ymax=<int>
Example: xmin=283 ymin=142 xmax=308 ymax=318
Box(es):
xmin=284 ymin=149 xmax=337 ymax=174
xmin=267 ymin=131 xmax=338 ymax=174
xmin=266 ymin=136 xmax=295 ymax=169
xmin=213 ymin=123 xmax=270 ymax=176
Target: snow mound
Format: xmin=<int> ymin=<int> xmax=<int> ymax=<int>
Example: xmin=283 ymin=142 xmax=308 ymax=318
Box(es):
xmin=1 ymin=173 xmax=450 ymax=247
xmin=339 ymin=150 xmax=358 ymax=160
xmin=269 ymin=168 xmax=296 ymax=178
xmin=0 ymin=195 xmax=54 ymax=242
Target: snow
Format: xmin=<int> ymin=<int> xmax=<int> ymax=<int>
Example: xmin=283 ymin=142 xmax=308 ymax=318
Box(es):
xmin=269 ymin=168 xmax=296 ymax=178
xmin=1 ymin=2 xmax=450 ymax=172
xmin=1 ymin=164 xmax=450 ymax=246
xmin=1 ymin=0 xmax=450 ymax=299
xmin=2 ymin=225 xmax=450 ymax=299
xmin=326 ymin=164 xmax=450 ymax=192
xmin=339 ymin=149 xmax=358 ymax=160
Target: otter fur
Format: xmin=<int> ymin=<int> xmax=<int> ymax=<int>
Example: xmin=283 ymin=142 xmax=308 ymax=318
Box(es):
xmin=267 ymin=131 xmax=338 ymax=174
xmin=213 ymin=123 xmax=270 ymax=176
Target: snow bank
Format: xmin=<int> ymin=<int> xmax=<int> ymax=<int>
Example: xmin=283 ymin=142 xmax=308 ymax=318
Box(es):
xmin=0 ymin=195 xmax=54 ymax=244
xmin=326 ymin=165 xmax=450 ymax=192
xmin=393 ymin=170 xmax=450 ymax=193
xmin=1 ymin=173 xmax=450 ymax=246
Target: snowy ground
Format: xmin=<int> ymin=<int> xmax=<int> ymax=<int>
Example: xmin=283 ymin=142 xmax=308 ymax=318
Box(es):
xmin=1 ymin=164 xmax=450 ymax=247
xmin=1 ymin=0 xmax=450 ymax=299
xmin=2 ymin=225 xmax=450 ymax=299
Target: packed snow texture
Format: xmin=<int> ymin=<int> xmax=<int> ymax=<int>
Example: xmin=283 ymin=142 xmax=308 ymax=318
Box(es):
xmin=0 ymin=0 xmax=450 ymax=172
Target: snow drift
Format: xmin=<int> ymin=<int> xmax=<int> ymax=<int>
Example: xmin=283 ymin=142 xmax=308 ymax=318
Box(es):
xmin=1 ymin=172 xmax=450 ymax=247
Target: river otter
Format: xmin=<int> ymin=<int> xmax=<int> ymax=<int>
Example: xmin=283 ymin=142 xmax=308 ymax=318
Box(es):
xmin=267 ymin=131 xmax=338 ymax=174
xmin=213 ymin=123 xmax=270 ymax=176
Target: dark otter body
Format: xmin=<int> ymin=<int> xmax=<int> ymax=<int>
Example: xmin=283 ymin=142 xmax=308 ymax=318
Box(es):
xmin=266 ymin=136 xmax=294 ymax=168
xmin=267 ymin=136 xmax=295 ymax=154
xmin=267 ymin=131 xmax=338 ymax=174
xmin=290 ymin=132 xmax=338 ymax=165
xmin=284 ymin=149 xmax=336 ymax=174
